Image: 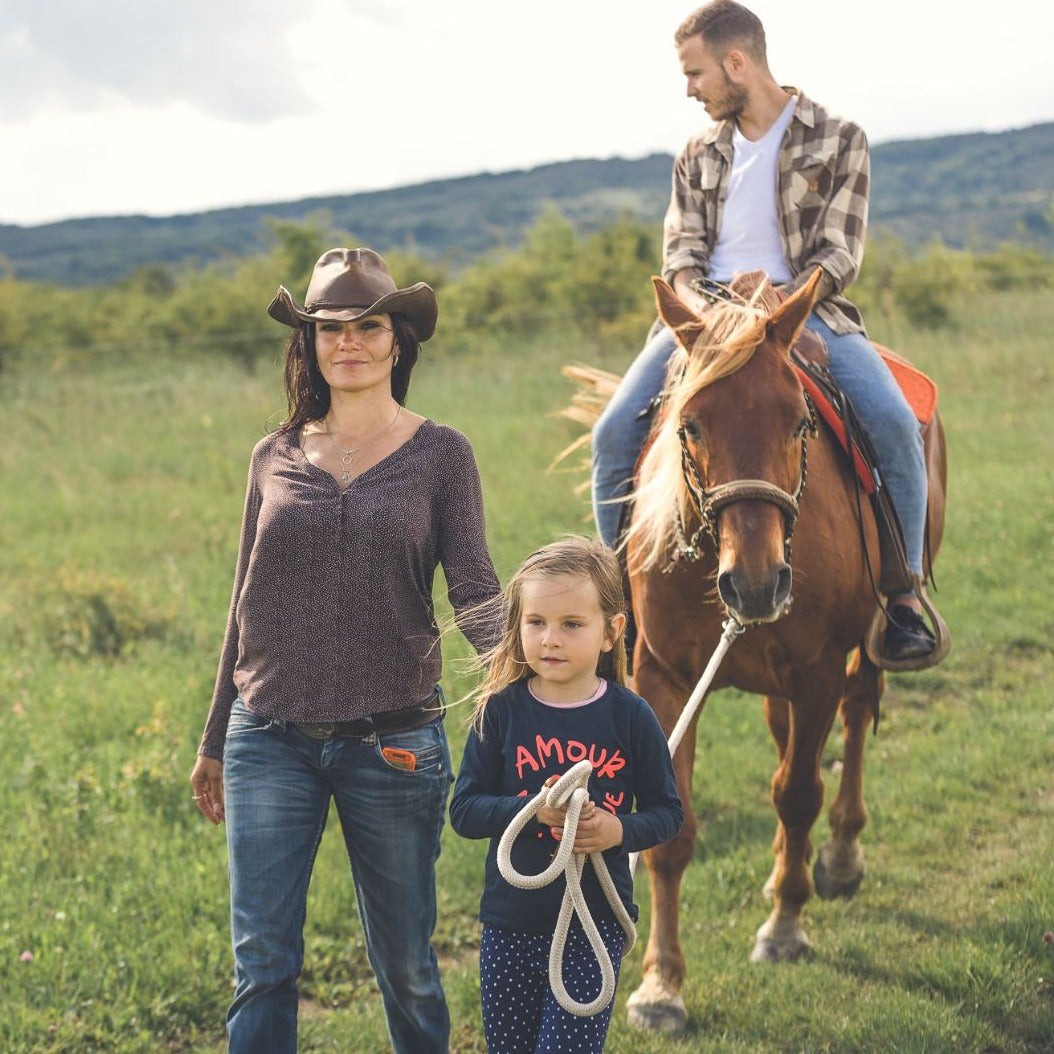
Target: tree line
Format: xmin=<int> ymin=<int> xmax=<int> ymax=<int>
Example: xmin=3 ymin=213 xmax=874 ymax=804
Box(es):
xmin=2 ymin=209 xmax=1052 ymax=372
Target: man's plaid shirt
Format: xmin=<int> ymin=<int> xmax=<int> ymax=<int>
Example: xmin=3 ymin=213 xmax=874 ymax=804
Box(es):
xmin=662 ymin=90 xmax=869 ymax=335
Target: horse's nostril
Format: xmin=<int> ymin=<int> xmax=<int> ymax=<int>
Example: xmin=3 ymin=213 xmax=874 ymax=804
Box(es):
xmin=717 ymin=571 xmax=740 ymax=610
xmin=774 ymin=564 xmax=792 ymax=607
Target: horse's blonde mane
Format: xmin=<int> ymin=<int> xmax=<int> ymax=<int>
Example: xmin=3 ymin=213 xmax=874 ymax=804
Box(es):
xmin=625 ymin=297 xmax=770 ymax=571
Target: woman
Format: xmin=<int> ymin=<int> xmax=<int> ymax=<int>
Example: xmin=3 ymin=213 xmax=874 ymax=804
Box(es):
xmin=190 ymin=247 xmax=501 ymax=1054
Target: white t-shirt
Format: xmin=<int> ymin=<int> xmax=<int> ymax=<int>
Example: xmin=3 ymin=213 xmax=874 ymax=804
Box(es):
xmin=709 ymin=94 xmax=798 ymax=284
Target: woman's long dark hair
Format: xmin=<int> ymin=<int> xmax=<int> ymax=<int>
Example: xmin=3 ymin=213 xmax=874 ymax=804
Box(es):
xmin=278 ymin=314 xmax=421 ymax=435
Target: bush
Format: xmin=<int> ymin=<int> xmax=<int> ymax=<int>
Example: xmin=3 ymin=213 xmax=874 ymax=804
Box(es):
xmin=974 ymin=242 xmax=1054 ymax=291
xmin=23 ymin=567 xmax=175 ymax=660
xmin=0 ymin=218 xmax=1051 ymax=366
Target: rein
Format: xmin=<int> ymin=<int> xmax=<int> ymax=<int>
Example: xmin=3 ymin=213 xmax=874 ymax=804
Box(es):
xmin=672 ymin=395 xmax=817 ymax=565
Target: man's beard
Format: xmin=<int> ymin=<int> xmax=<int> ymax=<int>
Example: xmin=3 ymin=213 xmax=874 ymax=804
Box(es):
xmin=708 ymin=72 xmax=749 ymax=122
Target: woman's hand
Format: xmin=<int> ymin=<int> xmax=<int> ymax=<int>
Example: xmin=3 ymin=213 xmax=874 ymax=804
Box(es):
xmin=189 ymin=756 xmax=225 ymax=825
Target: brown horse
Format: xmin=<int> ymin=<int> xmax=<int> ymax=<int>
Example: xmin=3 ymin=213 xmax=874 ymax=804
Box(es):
xmin=621 ymin=271 xmax=947 ymax=1031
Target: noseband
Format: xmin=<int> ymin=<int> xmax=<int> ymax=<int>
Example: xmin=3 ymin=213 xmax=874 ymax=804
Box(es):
xmin=673 ymin=394 xmax=817 ymax=565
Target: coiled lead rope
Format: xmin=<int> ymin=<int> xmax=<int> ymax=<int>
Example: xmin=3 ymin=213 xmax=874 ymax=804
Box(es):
xmin=496 ymin=760 xmax=637 ymax=1016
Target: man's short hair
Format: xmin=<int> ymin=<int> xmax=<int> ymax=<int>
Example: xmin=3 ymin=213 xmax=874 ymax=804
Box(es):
xmin=675 ymin=0 xmax=767 ymax=63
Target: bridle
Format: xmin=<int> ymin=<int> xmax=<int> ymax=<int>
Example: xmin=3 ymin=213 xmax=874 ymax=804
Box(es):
xmin=672 ymin=393 xmax=817 ymax=565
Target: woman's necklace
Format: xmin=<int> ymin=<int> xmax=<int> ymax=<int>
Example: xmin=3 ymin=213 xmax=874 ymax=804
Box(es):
xmin=324 ymin=404 xmax=402 ymax=485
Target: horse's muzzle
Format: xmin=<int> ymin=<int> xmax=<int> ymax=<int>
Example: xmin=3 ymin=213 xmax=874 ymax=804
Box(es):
xmin=717 ymin=563 xmax=792 ymax=623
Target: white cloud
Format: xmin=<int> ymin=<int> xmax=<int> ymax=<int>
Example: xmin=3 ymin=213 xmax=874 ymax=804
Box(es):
xmin=0 ymin=0 xmax=316 ymax=120
xmin=0 ymin=0 xmax=1050 ymax=225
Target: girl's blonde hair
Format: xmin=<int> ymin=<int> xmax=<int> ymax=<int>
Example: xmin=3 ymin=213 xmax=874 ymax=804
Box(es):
xmin=469 ymin=535 xmax=628 ymax=735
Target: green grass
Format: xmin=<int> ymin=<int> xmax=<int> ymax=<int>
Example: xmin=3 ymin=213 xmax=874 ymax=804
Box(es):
xmin=1 ymin=289 xmax=1052 ymax=1053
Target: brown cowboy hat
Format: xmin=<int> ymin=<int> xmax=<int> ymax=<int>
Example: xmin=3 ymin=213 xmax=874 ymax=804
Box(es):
xmin=267 ymin=247 xmax=438 ymax=341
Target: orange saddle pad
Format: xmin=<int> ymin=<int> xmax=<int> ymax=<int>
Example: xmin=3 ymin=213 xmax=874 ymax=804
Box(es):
xmin=873 ymin=343 xmax=939 ymax=425
xmin=793 ymin=345 xmax=939 ymax=495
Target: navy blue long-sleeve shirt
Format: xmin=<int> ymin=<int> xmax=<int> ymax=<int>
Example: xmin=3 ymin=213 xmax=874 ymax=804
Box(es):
xmin=449 ymin=680 xmax=684 ymax=934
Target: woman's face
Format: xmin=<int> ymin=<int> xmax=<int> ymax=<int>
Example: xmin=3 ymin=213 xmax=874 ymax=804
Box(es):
xmin=314 ymin=314 xmax=397 ymax=394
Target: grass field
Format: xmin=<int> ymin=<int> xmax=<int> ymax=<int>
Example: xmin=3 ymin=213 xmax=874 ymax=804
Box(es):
xmin=1 ymin=288 xmax=1052 ymax=1053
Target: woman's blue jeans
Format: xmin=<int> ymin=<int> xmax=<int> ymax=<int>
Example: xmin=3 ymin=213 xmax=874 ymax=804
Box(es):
xmin=222 ymin=699 xmax=453 ymax=1054
xmin=591 ymin=315 xmax=927 ymax=576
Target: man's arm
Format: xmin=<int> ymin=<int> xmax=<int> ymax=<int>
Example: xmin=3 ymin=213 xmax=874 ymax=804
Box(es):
xmin=662 ymin=142 xmax=712 ymax=289
xmin=790 ymin=121 xmax=870 ymax=302
xmin=779 ymin=266 xmax=835 ymax=302
xmin=671 ymin=269 xmax=712 ymax=314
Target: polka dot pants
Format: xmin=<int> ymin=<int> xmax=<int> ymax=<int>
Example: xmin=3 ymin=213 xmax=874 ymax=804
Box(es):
xmin=479 ymin=917 xmax=625 ymax=1053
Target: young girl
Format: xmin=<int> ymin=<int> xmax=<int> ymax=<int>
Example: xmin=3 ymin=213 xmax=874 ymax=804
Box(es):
xmin=449 ymin=536 xmax=683 ymax=1053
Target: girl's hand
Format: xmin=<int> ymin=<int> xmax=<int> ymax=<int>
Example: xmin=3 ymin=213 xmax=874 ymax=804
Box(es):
xmin=568 ymin=808 xmax=623 ymax=854
xmin=537 ymin=803 xmax=567 ymax=827
xmin=536 ymin=778 xmax=599 ymax=829
xmin=540 ymin=790 xmax=623 ymax=853
xmin=190 ymin=756 xmax=225 ymax=825
xmin=536 ymin=774 xmax=567 ymax=828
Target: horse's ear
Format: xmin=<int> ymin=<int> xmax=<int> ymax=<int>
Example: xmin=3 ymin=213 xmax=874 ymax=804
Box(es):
xmin=652 ymin=276 xmax=698 ymax=330
xmin=767 ymin=268 xmax=823 ymax=354
xmin=652 ymin=277 xmax=706 ymax=348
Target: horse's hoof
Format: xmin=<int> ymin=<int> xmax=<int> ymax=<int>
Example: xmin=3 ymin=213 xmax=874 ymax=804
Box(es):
xmin=750 ymin=938 xmax=780 ymax=963
xmin=751 ymin=915 xmax=812 ymax=963
xmin=813 ymin=844 xmax=865 ymax=900
xmin=750 ymin=934 xmax=812 ymax=963
xmin=626 ymin=979 xmax=687 ymax=1033
xmin=626 ymin=995 xmax=687 ymax=1033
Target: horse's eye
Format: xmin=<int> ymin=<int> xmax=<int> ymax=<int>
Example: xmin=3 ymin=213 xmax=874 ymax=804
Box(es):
xmin=680 ymin=419 xmax=701 ymax=441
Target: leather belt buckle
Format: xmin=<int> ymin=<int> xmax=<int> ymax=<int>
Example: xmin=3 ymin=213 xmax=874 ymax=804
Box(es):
xmin=297 ymin=722 xmax=336 ymax=740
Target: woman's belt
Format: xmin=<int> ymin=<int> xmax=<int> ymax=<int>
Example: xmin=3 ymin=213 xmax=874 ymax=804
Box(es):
xmin=294 ymin=701 xmax=440 ymax=741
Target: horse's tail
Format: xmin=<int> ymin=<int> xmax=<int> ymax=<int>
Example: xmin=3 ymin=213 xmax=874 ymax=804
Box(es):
xmin=548 ymin=364 xmax=623 ymax=490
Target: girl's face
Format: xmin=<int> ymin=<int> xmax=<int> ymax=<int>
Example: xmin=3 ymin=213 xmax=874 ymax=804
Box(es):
xmin=518 ymin=574 xmax=624 ymax=704
xmin=314 ymin=314 xmax=397 ymax=395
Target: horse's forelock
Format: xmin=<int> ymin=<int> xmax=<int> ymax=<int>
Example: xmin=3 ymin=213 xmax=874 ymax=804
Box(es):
xmin=627 ymin=300 xmax=769 ymax=573
xmin=668 ymin=301 xmax=767 ymax=414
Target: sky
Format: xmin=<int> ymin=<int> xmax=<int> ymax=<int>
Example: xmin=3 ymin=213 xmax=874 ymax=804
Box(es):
xmin=2 ymin=0 xmax=1052 ymax=228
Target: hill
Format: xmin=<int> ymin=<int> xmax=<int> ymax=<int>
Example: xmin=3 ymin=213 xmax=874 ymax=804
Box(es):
xmin=1 ymin=123 xmax=1051 ymax=287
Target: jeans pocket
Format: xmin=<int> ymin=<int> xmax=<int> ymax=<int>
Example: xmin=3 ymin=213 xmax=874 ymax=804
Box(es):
xmin=376 ymin=720 xmax=446 ymax=774
xmin=225 ymin=698 xmax=274 ymax=737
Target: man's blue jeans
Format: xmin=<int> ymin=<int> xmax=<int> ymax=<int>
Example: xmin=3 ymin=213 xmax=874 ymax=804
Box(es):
xmin=222 ymin=698 xmax=453 ymax=1054
xmin=591 ymin=315 xmax=927 ymax=577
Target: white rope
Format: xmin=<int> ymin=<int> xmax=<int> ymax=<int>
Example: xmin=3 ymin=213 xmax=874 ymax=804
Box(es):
xmin=496 ymin=759 xmax=637 ymax=1017
xmin=629 ymin=614 xmax=744 ymax=876
xmin=664 ymin=615 xmax=745 ymax=758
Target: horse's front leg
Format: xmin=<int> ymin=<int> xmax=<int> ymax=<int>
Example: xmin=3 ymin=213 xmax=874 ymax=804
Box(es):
xmin=626 ymin=652 xmax=696 ymax=1033
xmin=814 ymin=646 xmax=881 ymax=899
xmin=761 ymin=695 xmax=789 ymax=901
xmin=752 ymin=683 xmax=839 ymax=963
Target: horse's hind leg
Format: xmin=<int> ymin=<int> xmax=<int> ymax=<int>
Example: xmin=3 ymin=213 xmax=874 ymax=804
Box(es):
xmin=753 ymin=684 xmax=839 ymax=963
xmin=626 ymin=656 xmax=695 ymax=1033
xmin=815 ymin=646 xmax=881 ymax=899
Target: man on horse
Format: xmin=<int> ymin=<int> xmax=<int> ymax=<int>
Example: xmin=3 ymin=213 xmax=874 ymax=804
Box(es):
xmin=591 ymin=0 xmax=942 ymax=664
